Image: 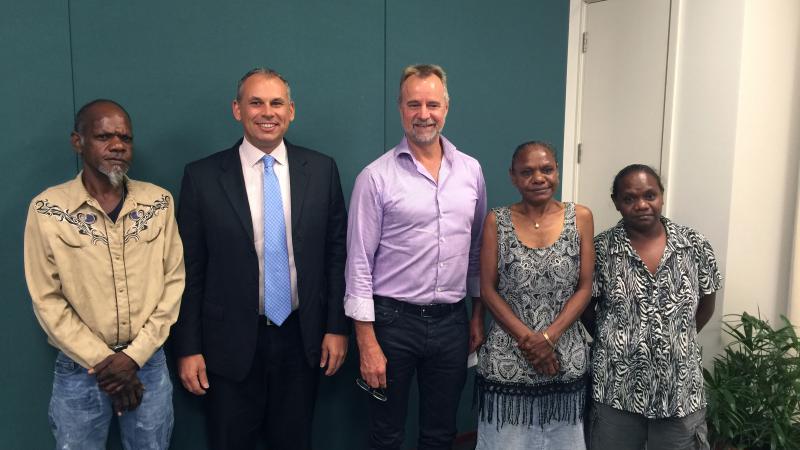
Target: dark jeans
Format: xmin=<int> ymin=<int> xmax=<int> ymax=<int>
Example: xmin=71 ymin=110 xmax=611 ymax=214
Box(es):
xmin=368 ymin=297 xmax=469 ymax=450
xmin=205 ymin=312 xmax=318 ymax=450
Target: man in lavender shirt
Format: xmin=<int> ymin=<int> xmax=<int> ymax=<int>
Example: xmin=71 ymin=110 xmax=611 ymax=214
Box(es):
xmin=345 ymin=64 xmax=488 ymax=450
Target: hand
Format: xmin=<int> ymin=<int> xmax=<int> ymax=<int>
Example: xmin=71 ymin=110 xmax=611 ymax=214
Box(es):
xmin=357 ymin=337 xmax=387 ymax=389
xmin=110 ymin=376 xmax=145 ymax=416
xmin=518 ymin=331 xmax=559 ymax=375
xmin=469 ymin=315 xmax=486 ymax=353
xmin=533 ymin=352 xmax=561 ymax=377
xmin=517 ymin=330 xmax=554 ymax=363
xmin=89 ymin=352 xmax=140 ymax=394
xmin=178 ymin=354 xmax=209 ymax=395
xmin=320 ymin=333 xmax=348 ymax=376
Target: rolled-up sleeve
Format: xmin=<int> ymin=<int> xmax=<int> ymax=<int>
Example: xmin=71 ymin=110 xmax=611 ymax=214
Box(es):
xmin=344 ymin=168 xmax=383 ymax=321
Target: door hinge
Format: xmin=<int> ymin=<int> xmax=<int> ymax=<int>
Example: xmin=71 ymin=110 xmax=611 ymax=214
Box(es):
xmin=582 ymin=32 xmax=588 ymax=53
xmin=577 ymin=143 xmax=583 ymax=163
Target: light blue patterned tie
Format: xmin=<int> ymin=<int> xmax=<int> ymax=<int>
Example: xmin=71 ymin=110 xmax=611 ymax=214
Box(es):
xmin=262 ymin=155 xmax=292 ymax=325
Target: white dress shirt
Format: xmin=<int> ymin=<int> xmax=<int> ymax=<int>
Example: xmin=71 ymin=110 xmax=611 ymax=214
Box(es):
xmin=239 ymin=137 xmax=299 ymax=313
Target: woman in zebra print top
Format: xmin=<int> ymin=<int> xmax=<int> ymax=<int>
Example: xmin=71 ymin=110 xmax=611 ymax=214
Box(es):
xmin=587 ymin=164 xmax=722 ymax=450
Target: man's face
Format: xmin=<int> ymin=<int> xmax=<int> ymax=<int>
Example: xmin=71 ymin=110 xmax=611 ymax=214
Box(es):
xmin=233 ymin=74 xmax=295 ymax=153
xmin=71 ymin=103 xmax=133 ymax=188
xmin=399 ymin=75 xmax=449 ymax=147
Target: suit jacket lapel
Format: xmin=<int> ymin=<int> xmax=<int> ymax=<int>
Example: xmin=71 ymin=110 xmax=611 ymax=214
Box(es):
xmin=286 ymin=141 xmax=308 ymax=232
xmin=218 ymin=144 xmax=255 ymax=244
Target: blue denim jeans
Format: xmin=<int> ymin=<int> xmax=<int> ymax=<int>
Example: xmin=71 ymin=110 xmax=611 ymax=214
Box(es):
xmin=476 ymin=410 xmax=586 ymax=450
xmin=48 ymin=348 xmax=174 ymax=450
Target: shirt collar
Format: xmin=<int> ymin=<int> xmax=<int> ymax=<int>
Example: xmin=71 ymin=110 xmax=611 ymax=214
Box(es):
xmin=393 ymin=135 xmax=456 ymax=164
xmin=240 ymin=137 xmax=288 ymax=167
xmin=65 ymin=171 xmax=136 ymax=211
xmin=607 ymin=216 xmax=693 ymax=259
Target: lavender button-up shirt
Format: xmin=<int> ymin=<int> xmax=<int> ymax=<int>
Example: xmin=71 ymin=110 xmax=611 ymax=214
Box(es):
xmin=344 ymin=136 xmax=487 ymax=321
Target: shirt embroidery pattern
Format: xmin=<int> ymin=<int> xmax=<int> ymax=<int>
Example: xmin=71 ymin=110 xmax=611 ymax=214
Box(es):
xmin=124 ymin=195 xmax=170 ymax=242
xmin=34 ymin=195 xmax=170 ymax=246
xmin=34 ymin=200 xmax=108 ymax=245
xmin=591 ymin=218 xmax=722 ymax=418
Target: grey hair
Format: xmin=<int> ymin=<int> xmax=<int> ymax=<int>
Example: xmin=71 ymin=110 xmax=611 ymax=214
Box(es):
xmin=236 ymin=67 xmax=292 ymax=102
xmin=397 ymin=64 xmax=449 ymax=104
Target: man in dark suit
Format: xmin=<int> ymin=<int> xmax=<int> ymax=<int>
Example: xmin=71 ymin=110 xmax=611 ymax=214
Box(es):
xmin=171 ymin=67 xmax=350 ymax=450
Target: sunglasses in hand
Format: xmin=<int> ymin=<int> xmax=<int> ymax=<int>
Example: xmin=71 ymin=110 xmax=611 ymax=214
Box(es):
xmin=356 ymin=378 xmax=388 ymax=402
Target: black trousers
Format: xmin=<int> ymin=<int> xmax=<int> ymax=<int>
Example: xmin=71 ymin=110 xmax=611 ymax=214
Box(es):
xmin=368 ymin=298 xmax=469 ymax=450
xmin=205 ymin=312 xmax=319 ymax=450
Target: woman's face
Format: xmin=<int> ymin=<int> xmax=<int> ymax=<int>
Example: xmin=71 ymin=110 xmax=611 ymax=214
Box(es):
xmin=613 ymin=171 xmax=664 ymax=230
xmin=510 ymin=146 xmax=559 ymax=204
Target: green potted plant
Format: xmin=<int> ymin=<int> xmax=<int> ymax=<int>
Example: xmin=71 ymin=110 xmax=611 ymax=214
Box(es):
xmin=704 ymin=312 xmax=800 ymax=450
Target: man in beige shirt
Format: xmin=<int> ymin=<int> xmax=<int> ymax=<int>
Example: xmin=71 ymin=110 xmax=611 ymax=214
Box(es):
xmin=23 ymin=99 xmax=185 ymax=450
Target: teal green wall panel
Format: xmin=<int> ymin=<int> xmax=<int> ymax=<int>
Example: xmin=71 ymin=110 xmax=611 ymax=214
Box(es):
xmin=0 ymin=2 xmax=75 ymax=449
xmin=3 ymin=1 xmax=569 ymax=448
xmin=385 ymin=0 xmax=570 ymax=208
xmin=67 ymin=0 xmax=385 ymax=199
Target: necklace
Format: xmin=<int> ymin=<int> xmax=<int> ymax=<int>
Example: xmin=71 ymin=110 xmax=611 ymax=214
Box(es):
xmin=520 ymin=202 xmax=552 ymax=230
xmin=529 ymin=207 xmax=548 ymax=230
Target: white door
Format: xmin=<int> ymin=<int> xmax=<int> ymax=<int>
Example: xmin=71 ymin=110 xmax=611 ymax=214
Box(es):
xmin=575 ymin=0 xmax=672 ymax=233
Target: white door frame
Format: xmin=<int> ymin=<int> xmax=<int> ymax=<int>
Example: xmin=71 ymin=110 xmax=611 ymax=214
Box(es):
xmin=562 ymin=0 xmax=681 ymax=207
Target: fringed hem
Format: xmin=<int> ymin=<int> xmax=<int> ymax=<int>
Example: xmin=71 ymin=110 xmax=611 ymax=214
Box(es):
xmin=474 ymin=374 xmax=587 ymax=430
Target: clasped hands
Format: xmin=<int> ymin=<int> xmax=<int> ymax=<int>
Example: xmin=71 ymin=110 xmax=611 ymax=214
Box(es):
xmin=89 ymin=352 xmax=142 ymax=416
xmin=518 ymin=330 xmax=560 ymax=376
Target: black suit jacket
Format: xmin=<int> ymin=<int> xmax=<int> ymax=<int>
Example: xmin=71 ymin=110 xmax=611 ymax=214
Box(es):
xmin=171 ymin=139 xmax=349 ymax=381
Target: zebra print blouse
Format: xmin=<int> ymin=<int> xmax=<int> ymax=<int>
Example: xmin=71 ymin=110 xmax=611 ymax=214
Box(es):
xmin=591 ymin=217 xmax=722 ymax=419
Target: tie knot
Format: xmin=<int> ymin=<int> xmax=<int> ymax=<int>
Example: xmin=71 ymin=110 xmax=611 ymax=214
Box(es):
xmin=263 ymin=155 xmax=275 ymax=170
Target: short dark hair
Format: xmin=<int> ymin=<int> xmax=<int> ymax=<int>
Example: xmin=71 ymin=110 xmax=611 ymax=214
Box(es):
xmin=611 ymin=164 xmax=664 ymax=199
xmin=73 ymin=99 xmax=131 ymax=134
xmin=236 ymin=67 xmax=291 ymax=102
xmin=511 ymin=141 xmax=557 ymax=171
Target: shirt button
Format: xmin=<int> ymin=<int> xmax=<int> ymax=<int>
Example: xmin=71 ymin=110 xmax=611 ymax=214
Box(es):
xmin=437 ymin=287 xmax=443 ymax=292
xmin=118 ymin=289 xmax=124 ymax=293
xmin=440 ymin=263 xmax=446 ymax=267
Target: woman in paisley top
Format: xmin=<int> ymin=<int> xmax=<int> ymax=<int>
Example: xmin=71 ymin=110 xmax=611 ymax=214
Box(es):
xmin=475 ymin=141 xmax=595 ymax=449
xmin=588 ymin=165 xmax=722 ymax=450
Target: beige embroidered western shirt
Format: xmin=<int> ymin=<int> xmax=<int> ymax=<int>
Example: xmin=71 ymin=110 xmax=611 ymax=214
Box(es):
xmin=24 ymin=173 xmax=185 ymax=369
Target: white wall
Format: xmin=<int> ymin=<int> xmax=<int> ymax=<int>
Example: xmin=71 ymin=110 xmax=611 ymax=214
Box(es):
xmin=791 ymin=165 xmax=800 ymax=325
xmin=665 ymin=0 xmax=745 ymax=363
xmin=666 ymin=0 xmax=800 ymax=359
xmin=564 ymin=0 xmax=800 ymax=363
xmin=723 ymin=0 xmax=800 ymax=324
